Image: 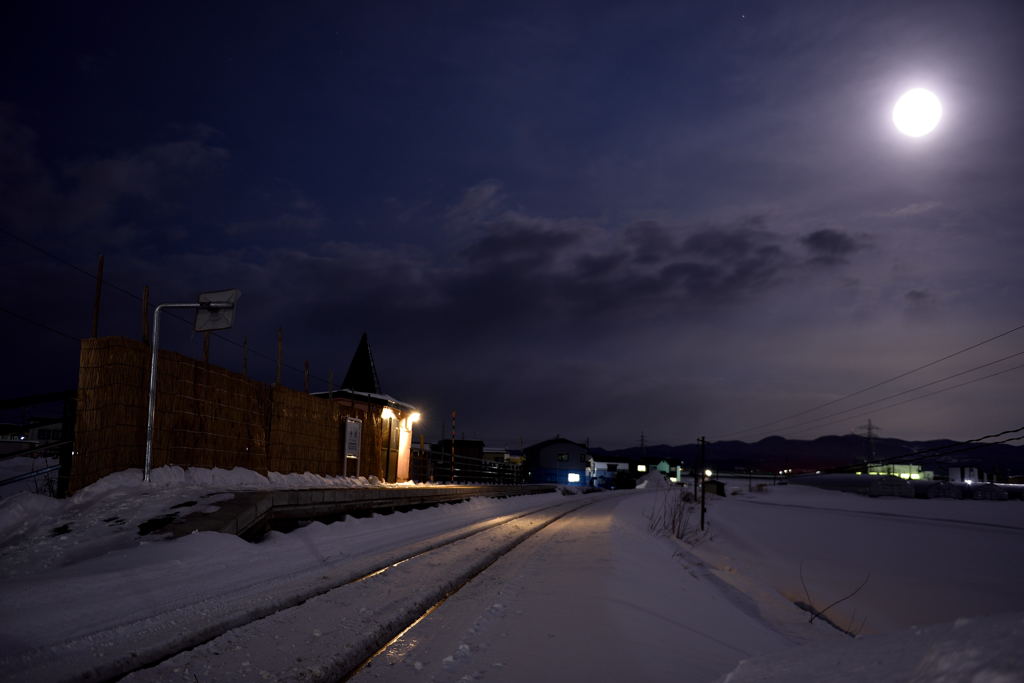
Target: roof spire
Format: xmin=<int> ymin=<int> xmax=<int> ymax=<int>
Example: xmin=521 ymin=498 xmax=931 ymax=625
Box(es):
xmin=341 ymin=332 xmax=382 ymax=393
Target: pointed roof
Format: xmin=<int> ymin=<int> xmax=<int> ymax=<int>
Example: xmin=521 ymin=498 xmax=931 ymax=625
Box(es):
xmin=341 ymin=332 xmax=382 ymax=393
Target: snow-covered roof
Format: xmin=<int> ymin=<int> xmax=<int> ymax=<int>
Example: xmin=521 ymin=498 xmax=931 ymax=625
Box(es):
xmin=311 ymin=388 xmax=418 ymax=412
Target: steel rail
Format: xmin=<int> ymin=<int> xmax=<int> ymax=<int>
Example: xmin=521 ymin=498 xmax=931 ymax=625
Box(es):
xmin=69 ymin=493 xmax=604 ymax=682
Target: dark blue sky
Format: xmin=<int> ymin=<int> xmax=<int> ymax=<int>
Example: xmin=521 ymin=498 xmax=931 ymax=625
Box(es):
xmin=2 ymin=0 xmax=1022 ymax=448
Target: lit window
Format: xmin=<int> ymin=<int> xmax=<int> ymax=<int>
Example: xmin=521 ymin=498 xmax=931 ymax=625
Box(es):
xmin=567 ymin=473 xmax=581 ymax=483
xmin=637 ymin=465 xmax=647 ymax=473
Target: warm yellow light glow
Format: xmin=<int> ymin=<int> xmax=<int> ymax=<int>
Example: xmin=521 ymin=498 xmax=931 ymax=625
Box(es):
xmin=893 ymin=88 xmax=942 ymax=137
xmin=408 ymin=411 xmax=421 ymax=424
xmin=637 ymin=464 xmax=647 ymax=473
xmin=704 ymin=469 xmax=713 ymax=478
xmin=381 ymin=407 xmax=396 ymax=420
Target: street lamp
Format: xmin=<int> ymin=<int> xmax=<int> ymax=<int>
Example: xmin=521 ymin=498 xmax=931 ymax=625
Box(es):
xmin=144 ymin=289 xmax=240 ymax=482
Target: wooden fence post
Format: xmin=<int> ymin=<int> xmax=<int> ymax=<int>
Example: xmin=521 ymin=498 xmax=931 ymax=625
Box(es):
xmin=141 ymin=285 xmax=150 ymax=344
xmin=91 ymin=254 xmax=104 ymax=337
xmin=275 ymin=328 xmax=283 ymax=386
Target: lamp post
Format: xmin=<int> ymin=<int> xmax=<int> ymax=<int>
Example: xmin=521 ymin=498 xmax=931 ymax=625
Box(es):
xmin=144 ymin=290 xmax=239 ymax=482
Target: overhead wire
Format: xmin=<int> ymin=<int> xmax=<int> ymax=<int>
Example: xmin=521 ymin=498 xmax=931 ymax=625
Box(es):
xmin=716 ymin=319 xmax=1024 ymax=440
xmin=826 ymin=425 xmax=1024 ymax=473
xmin=0 ymin=306 xmax=81 ymax=343
xmin=0 ymin=225 xmax=338 ymax=387
xmin=786 ymin=362 xmax=1024 ymax=439
xmin=763 ymin=349 xmax=1024 ymax=437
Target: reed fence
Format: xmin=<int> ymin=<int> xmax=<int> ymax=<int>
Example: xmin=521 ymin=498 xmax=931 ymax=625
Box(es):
xmin=71 ymin=337 xmax=393 ymax=492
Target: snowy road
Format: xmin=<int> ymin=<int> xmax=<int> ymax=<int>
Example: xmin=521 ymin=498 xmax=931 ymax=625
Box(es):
xmin=124 ymin=493 xmax=610 ymax=682
xmin=3 ymin=469 xmax=1023 ymax=682
xmin=352 ymin=489 xmax=794 ymax=683
xmin=0 ymin=478 xmax=597 ymax=682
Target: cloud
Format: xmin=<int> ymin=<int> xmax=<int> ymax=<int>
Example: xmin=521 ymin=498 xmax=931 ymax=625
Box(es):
xmin=903 ymin=289 xmax=936 ymax=319
xmin=63 ymin=138 xmax=229 ymax=231
xmin=800 ymin=228 xmax=866 ymax=265
xmin=462 ymin=220 xmax=583 ymax=267
xmin=444 ymin=180 xmax=505 ymax=235
xmin=226 ymin=196 xmax=326 ymax=236
xmin=0 ymin=105 xmax=57 ymax=228
xmin=0 ymin=108 xmax=229 ymax=249
xmin=884 ymin=202 xmax=942 ymax=218
xmin=626 ymin=221 xmax=677 ymax=264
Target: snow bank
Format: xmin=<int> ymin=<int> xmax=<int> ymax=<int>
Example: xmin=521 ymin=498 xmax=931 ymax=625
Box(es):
xmin=635 ymin=471 xmax=672 ymax=489
xmin=722 ymin=611 xmax=1024 ymax=682
xmin=0 ymin=456 xmax=59 ymax=497
xmin=0 ymin=490 xmax=61 ymax=545
xmin=0 ymin=465 xmax=425 ymax=579
xmin=690 ymin=482 xmax=1024 ymax=635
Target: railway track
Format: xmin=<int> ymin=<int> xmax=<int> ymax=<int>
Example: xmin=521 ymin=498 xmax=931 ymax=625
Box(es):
xmin=122 ymin=492 xmax=608 ymax=682
xmin=4 ymin=492 xmax=608 ymax=682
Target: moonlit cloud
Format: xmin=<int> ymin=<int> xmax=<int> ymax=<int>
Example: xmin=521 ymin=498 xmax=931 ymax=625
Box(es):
xmin=1 ymin=1 xmax=1022 ymax=448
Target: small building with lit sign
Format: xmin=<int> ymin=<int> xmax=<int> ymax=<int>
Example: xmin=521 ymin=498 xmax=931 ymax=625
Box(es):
xmin=313 ymin=333 xmax=420 ymax=482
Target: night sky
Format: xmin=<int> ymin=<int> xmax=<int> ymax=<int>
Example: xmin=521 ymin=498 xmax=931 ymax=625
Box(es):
xmin=2 ymin=1 xmax=1022 ymax=449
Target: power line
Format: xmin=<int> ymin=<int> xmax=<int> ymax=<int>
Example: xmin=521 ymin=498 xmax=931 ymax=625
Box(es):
xmin=0 ymin=305 xmax=81 ymax=343
xmin=787 ymin=362 xmax=1024 ymax=439
xmin=828 ymin=425 xmax=1024 ymax=473
xmin=1 ymin=225 xmax=338 ymax=387
xmin=716 ymin=319 xmax=1024 ymax=440
xmin=769 ymin=349 xmax=1024 ymax=437
xmin=0 ymin=226 xmax=139 ymax=301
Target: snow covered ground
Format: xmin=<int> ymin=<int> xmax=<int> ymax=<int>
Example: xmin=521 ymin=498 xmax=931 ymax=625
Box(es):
xmin=0 ymin=467 xmax=1022 ymax=681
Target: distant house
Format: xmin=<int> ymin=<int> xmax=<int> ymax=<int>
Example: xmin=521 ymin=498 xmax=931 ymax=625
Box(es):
xmin=949 ymin=466 xmax=985 ymax=484
xmin=523 ymin=437 xmax=591 ymax=486
xmin=591 ymin=454 xmax=685 ymax=488
xmin=591 ymin=456 xmax=632 ymax=487
xmin=864 ymin=462 xmax=934 ymax=480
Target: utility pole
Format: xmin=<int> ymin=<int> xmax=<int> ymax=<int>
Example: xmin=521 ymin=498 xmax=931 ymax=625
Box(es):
xmin=91 ymin=254 xmax=104 ymax=337
xmin=450 ymin=410 xmax=457 ymax=483
xmin=692 ymin=438 xmax=700 ymax=498
xmin=699 ymin=436 xmax=707 ymax=531
xmin=857 ymin=419 xmax=881 ymax=466
xmin=141 ymin=285 xmax=150 ymax=344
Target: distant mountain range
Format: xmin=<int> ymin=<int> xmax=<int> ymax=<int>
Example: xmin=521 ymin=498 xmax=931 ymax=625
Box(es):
xmin=592 ymin=434 xmax=1024 ymax=478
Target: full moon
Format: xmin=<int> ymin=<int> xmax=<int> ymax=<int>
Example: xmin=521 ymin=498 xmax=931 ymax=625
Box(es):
xmin=892 ymin=88 xmax=943 ymax=137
